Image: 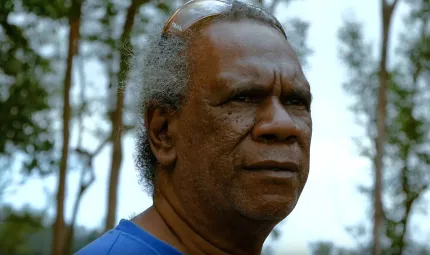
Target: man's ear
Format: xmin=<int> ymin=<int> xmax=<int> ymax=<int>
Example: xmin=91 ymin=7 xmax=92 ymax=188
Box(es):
xmin=145 ymin=107 xmax=178 ymax=167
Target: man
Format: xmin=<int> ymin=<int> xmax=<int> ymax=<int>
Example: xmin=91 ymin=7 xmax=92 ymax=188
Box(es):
xmin=77 ymin=0 xmax=312 ymax=254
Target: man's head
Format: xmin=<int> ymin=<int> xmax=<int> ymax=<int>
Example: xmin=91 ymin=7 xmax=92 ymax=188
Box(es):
xmin=135 ymin=0 xmax=312 ymax=222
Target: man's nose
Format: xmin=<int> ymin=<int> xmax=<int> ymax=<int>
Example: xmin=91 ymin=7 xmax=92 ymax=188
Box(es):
xmin=252 ymin=97 xmax=300 ymax=143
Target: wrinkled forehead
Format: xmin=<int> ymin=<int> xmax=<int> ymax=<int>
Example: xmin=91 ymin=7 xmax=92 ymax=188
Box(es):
xmin=186 ymin=19 xmax=304 ymax=91
xmin=189 ymin=18 xmax=293 ymax=57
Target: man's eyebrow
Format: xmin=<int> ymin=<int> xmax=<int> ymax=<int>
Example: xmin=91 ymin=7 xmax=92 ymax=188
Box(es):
xmin=217 ymin=75 xmax=272 ymax=94
xmin=217 ymin=73 xmax=313 ymax=102
xmin=217 ymin=72 xmax=264 ymax=86
xmin=231 ymin=82 xmax=272 ymax=93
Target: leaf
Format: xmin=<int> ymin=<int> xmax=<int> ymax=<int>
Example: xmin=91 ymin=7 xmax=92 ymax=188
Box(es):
xmin=155 ymin=2 xmax=172 ymax=14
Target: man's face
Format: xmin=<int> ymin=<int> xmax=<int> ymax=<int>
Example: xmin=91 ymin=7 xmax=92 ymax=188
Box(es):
xmin=168 ymin=19 xmax=312 ymax=221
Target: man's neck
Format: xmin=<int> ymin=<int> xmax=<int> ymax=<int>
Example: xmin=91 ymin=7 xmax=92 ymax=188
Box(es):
xmin=134 ymin=190 xmax=276 ymax=255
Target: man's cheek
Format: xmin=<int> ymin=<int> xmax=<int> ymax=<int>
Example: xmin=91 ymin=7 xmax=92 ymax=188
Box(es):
xmin=181 ymin=112 xmax=213 ymax=142
xmin=214 ymin=108 xmax=256 ymax=134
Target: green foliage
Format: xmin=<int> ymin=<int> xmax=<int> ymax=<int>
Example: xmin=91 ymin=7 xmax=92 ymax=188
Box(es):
xmin=20 ymin=0 xmax=69 ymax=19
xmin=0 ymin=0 xmax=56 ymax=176
xmin=0 ymin=0 xmax=314 ymax=253
xmin=286 ymin=18 xmax=312 ymax=67
xmin=155 ymin=1 xmax=174 ymax=14
xmin=338 ymin=20 xmax=378 ymax=120
xmin=0 ymin=206 xmax=45 ymax=255
xmin=310 ymin=241 xmax=368 ymax=255
xmin=0 ymin=205 xmax=103 ymax=255
xmin=383 ymin=3 xmax=429 ymax=252
xmin=338 ymin=20 xmax=379 ymax=167
xmin=338 ymin=0 xmax=430 ymax=252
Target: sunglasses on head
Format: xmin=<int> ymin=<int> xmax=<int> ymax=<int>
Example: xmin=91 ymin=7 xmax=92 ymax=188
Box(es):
xmin=162 ymin=0 xmax=285 ymax=37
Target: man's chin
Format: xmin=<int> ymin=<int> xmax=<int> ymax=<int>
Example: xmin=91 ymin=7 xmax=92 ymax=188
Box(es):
xmin=233 ymin=195 xmax=299 ymax=221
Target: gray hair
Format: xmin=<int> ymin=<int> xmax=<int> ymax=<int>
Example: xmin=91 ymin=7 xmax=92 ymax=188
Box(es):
xmin=134 ymin=0 xmax=287 ymax=195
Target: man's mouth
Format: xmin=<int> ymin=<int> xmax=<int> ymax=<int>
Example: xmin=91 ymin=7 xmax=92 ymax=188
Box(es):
xmin=243 ymin=160 xmax=299 ymax=173
xmin=242 ymin=160 xmax=300 ymax=179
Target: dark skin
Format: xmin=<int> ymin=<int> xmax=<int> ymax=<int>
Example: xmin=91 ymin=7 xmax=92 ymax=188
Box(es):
xmin=134 ymin=19 xmax=312 ymax=255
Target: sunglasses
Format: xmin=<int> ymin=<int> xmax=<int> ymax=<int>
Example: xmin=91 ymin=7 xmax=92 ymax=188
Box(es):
xmin=162 ymin=0 xmax=285 ymax=37
xmin=163 ymin=0 xmax=233 ymax=36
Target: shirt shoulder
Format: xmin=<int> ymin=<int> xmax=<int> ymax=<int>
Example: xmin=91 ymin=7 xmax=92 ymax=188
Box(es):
xmin=75 ymin=229 xmax=160 ymax=255
xmin=75 ymin=220 xmax=183 ymax=255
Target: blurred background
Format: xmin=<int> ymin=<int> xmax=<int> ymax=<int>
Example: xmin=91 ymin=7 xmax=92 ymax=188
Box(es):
xmin=0 ymin=0 xmax=429 ymax=254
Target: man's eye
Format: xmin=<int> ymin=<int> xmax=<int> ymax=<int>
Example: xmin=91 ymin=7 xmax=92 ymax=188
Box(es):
xmin=233 ymin=95 xmax=261 ymax=103
xmin=283 ymin=98 xmax=311 ymax=111
xmin=235 ymin=96 xmax=250 ymax=102
xmin=282 ymin=99 xmax=306 ymax=106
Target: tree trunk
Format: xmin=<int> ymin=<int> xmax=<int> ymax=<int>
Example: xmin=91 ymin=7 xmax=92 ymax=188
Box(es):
xmin=104 ymin=0 xmax=146 ymax=232
xmin=398 ymin=191 xmax=415 ymax=254
xmin=64 ymin=168 xmax=94 ymax=255
xmin=64 ymin=160 xmax=99 ymax=253
xmin=51 ymin=1 xmax=83 ymax=255
xmin=372 ymin=0 xmax=398 ymax=254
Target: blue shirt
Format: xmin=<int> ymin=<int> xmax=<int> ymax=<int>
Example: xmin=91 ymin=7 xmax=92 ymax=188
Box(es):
xmin=75 ymin=219 xmax=183 ymax=255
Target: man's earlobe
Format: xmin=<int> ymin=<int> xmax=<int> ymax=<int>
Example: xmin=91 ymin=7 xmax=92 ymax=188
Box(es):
xmin=145 ymin=108 xmax=177 ymax=167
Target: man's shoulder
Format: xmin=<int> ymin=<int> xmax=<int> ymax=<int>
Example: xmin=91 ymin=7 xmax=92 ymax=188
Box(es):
xmin=75 ymin=229 xmax=161 ymax=255
xmin=74 ymin=230 xmax=119 ymax=255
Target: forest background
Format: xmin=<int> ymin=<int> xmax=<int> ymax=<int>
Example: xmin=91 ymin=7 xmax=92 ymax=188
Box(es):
xmin=0 ymin=0 xmax=429 ymax=254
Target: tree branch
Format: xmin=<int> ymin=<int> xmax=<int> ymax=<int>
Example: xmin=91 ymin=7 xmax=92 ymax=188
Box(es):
xmin=268 ymin=0 xmax=281 ymax=14
xmin=105 ymin=0 xmax=148 ymax=232
xmin=52 ymin=1 xmax=83 ymax=254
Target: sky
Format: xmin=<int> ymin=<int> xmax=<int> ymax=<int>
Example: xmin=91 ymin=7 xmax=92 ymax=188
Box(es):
xmin=5 ymin=0 xmax=429 ymax=254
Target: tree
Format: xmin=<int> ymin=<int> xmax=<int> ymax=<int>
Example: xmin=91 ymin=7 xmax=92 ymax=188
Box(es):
xmin=104 ymin=0 xmax=150 ymax=232
xmin=0 ymin=206 xmax=45 ymax=255
xmin=383 ymin=1 xmax=429 ymax=253
xmin=0 ymin=0 xmax=88 ymax=254
xmin=0 ymin=0 xmax=57 ymax=197
xmin=257 ymin=0 xmax=282 ymax=14
xmin=0 ymin=205 xmax=104 ymax=255
xmin=310 ymin=241 xmax=362 ymax=255
xmin=102 ymin=0 xmax=177 ymax=231
xmin=52 ymin=0 xmax=84 ymax=254
xmin=338 ymin=0 xmax=429 ymax=253
xmin=373 ymin=1 xmax=400 ymax=253
xmin=1 ymin=1 xmax=313 ymax=254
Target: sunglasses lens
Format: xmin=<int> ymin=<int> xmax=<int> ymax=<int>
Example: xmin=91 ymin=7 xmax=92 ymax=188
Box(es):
xmin=162 ymin=0 xmax=286 ymax=39
xmin=163 ymin=0 xmax=232 ymax=35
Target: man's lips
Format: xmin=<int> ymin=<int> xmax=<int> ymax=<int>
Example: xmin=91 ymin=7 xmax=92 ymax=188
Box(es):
xmin=243 ymin=160 xmax=300 ymax=173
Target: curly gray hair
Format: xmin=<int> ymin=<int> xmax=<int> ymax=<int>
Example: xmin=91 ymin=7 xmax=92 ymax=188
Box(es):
xmin=134 ymin=0 xmax=287 ymax=195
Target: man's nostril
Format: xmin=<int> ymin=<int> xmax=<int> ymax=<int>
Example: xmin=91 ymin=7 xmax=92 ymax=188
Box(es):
xmin=260 ymin=134 xmax=278 ymax=142
xmin=259 ymin=134 xmax=297 ymax=143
